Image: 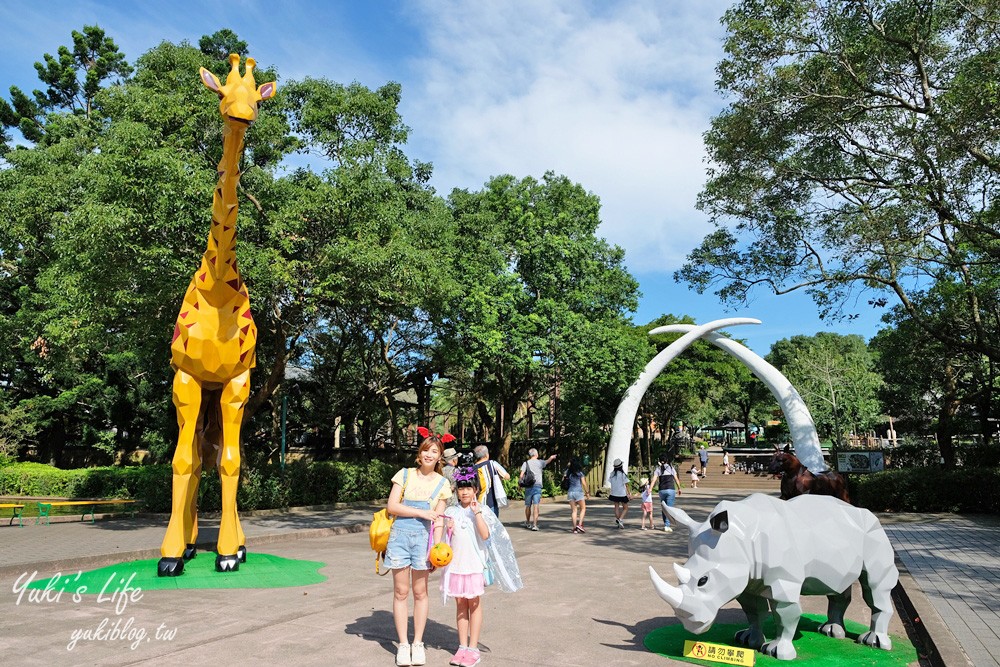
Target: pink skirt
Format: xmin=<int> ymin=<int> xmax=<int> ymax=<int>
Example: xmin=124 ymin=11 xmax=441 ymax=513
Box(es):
xmin=642 ymin=501 xmax=653 ymax=512
xmin=443 ymin=572 xmax=485 ymax=599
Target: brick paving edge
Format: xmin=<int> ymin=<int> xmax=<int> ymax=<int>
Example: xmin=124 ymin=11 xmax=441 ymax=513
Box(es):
xmin=893 ymin=557 xmax=973 ymax=667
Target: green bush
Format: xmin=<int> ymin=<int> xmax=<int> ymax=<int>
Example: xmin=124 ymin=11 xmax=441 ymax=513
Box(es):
xmin=852 ymin=467 xmax=1000 ymax=514
xmin=0 ymin=462 xmax=91 ymax=496
xmin=0 ymin=459 xmax=401 ymax=512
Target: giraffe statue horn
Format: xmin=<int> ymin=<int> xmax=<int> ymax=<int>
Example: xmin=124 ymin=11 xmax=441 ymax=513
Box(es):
xmin=226 ymin=53 xmax=242 ymax=82
xmin=243 ymin=58 xmax=256 ymax=86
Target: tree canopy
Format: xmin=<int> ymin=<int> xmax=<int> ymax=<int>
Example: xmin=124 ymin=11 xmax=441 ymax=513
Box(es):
xmin=0 ymin=28 xmax=644 ymax=466
xmin=677 ymin=0 xmax=1000 ymax=366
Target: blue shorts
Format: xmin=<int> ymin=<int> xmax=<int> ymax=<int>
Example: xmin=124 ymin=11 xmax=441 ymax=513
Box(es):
xmin=524 ymin=486 xmax=542 ymax=506
xmin=567 ymin=490 xmax=585 ymax=502
xmin=384 ymin=522 xmax=431 ymax=570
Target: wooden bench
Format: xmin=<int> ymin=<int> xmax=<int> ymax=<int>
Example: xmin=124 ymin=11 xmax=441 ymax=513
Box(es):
xmin=36 ymin=499 xmax=138 ymax=525
xmin=0 ymin=503 xmax=25 ymax=527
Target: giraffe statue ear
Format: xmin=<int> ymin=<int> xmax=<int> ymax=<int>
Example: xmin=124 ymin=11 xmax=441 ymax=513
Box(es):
xmin=258 ymin=81 xmax=276 ymax=100
xmin=200 ymin=67 xmax=223 ymax=93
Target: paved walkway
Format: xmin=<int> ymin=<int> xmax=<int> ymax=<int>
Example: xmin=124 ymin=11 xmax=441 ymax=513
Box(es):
xmin=0 ymin=487 xmax=994 ymax=666
xmin=881 ymin=513 xmax=1000 ymax=667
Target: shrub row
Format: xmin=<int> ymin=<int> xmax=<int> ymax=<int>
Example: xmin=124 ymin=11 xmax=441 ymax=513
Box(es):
xmin=0 ymin=459 xmax=569 ymax=513
xmin=851 ymin=467 xmax=1000 ymax=514
xmin=0 ymin=459 xmax=399 ymax=513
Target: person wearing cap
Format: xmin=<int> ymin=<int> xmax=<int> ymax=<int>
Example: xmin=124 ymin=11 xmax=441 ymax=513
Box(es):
xmin=638 ymin=475 xmax=654 ymax=529
xmin=442 ymin=447 xmax=460 ymax=499
xmin=608 ymin=458 xmax=631 ymax=529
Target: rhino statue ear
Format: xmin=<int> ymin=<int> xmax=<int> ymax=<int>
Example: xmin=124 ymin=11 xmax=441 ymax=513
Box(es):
xmin=709 ymin=511 xmax=729 ymax=533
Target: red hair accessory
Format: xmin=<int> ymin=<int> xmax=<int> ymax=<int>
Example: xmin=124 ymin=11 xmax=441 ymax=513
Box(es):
xmin=417 ymin=426 xmax=456 ymax=443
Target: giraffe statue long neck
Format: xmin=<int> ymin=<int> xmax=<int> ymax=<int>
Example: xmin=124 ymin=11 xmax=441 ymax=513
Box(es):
xmin=204 ymin=122 xmax=248 ymax=280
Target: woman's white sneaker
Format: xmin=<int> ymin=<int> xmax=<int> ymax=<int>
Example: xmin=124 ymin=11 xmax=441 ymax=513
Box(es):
xmin=396 ymin=643 xmax=411 ymax=666
xmin=410 ymin=642 xmax=426 ymax=665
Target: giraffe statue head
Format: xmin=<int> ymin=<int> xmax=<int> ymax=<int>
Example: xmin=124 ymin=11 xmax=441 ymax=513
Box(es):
xmin=199 ymin=53 xmax=276 ymax=124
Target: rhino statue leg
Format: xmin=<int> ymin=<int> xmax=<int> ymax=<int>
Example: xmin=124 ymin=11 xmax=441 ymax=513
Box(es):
xmin=734 ymin=592 xmax=767 ymax=649
xmin=819 ymin=588 xmax=851 ymax=639
xmin=858 ymin=572 xmax=895 ymax=650
xmin=761 ymin=599 xmax=801 ymax=660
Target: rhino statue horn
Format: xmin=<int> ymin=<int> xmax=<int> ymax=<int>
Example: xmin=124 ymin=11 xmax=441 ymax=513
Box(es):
xmin=649 ymin=565 xmax=683 ymax=608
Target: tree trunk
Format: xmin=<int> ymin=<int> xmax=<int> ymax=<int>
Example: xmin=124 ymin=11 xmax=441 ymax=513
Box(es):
xmin=938 ymin=364 xmax=959 ymax=468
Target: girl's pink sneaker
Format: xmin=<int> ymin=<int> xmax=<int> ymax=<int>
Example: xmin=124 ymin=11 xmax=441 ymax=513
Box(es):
xmin=449 ymin=647 xmax=468 ymax=666
xmin=460 ymin=648 xmax=481 ymax=666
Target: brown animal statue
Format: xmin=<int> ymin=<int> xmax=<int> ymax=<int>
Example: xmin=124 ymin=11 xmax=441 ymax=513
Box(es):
xmin=768 ymin=446 xmax=850 ymax=503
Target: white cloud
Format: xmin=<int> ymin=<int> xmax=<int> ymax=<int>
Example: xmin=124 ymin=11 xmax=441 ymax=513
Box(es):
xmin=404 ymin=0 xmax=730 ymax=272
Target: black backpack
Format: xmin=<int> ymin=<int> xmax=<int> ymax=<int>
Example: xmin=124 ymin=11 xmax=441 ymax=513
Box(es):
xmin=560 ymin=470 xmax=571 ymax=491
xmin=519 ymin=464 xmax=536 ymax=488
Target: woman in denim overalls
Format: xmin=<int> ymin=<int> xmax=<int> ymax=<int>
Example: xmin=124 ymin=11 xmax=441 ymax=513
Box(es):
xmin=386 ymin=435 xmax=451 ymax=666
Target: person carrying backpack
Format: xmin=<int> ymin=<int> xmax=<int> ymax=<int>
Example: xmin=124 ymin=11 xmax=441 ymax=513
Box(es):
xmin=519 ymin=448 xmax=556 ymax=531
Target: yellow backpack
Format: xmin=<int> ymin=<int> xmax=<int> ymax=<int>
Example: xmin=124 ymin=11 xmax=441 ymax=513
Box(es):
xmin=371 ymin=469 xmax=409 ymax=575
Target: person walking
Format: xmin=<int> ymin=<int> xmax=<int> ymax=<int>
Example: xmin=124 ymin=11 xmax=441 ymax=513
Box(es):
xmin=698 ymin=445 xmax=709 ymax=477
xmin=608 ymin=458 xmax=631 ymax=529
xmin=652 ymin=454 xmax=681 ymax=533
xmin=385 ymin=433 xmax=452 ymax=666
xmin=519 ymin=448 xmax=556 ymax=531
xmin=473 ymin=445 xmax=510 ymax=517
xmin=638 ymin=476 xmax=654 ymax=530
xmin=688 ymin=464 xmax=700 ymax=489
xmin=563 ymin=457 xmax=589 ymax=533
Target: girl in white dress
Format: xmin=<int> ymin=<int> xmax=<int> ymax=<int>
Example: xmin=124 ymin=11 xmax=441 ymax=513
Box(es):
xmin=441 ymin=466 xmax=491 ymax=666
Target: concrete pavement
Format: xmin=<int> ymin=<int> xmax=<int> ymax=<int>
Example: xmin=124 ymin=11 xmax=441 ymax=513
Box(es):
xmin=0 ymin=486 xmax=992 ymax=666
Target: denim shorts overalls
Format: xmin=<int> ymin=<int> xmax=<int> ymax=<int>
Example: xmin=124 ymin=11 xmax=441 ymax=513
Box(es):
xmin=384 ymin=470 xmax=447 ymax=571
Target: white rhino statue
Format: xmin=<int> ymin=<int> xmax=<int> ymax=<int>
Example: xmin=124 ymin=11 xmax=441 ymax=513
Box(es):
xmin=650 ymin=493 xmax=898 ymax=661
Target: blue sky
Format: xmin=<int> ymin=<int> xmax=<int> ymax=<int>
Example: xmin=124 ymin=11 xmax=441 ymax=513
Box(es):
xmin=0 ymin=0 xmax=888 ymax=353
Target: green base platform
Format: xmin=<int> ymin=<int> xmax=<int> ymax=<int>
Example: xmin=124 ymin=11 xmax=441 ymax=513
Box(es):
xmin=644 ymin=613 xmax=918 ymax=666
xmin=28 ymin=553 xmax=327 ymax=592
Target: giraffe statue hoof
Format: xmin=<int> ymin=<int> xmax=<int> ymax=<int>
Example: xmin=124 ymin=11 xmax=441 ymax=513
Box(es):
xmin=183 ymin=544 xmax=197 ymax=560
xmin=237 ymin=545 xmax=247 ymax=563
xmin=158 ymin=557 xmax=185 ymax=577
xmin=216 ymin=554 xmax=240 ymax=572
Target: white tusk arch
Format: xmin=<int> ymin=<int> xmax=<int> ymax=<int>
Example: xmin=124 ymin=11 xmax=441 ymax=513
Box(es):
xmin=604 ymin=318 xmax=759 ymax=487
xmin=650 ymin=325 xmax=826 ymax=473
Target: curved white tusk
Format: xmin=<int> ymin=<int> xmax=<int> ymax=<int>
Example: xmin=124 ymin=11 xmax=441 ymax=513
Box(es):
xmin=673 ymin=562 xmax=692 ymax=585
xmin=605 ymin=318 xmax=761 ymax=486
xmin=650 ymin=324 xmax=827 ymax=473
xmin=650 ymin=565 xmax=684 ymax=608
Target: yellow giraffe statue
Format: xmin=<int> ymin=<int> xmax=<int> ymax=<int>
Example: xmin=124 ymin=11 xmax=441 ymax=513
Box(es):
xmin=158 ymin=54 xmax=276 ymax=576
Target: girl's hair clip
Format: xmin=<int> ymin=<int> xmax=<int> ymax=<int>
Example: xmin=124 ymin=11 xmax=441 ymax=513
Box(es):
xmin=453 ymin=466 xmax=477 ymax=482
xmin=417 ymin=426 xmax=456 ymax=443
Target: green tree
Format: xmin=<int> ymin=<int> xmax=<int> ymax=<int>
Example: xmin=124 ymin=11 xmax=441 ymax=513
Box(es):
xmin=0 ymin=25 xmax=131 ymax=149
xmin=677 ymin=0 xmax=1000 ymax=364
xmin=442 ymin=172 xmax=640 ymax=464
xmin=871 ymin=289 xmax=998 ymax=466
xmin=0 ymin=30 xmax=456 ymax=464
xmin=768 ymin=333 xmax=884 ymax=448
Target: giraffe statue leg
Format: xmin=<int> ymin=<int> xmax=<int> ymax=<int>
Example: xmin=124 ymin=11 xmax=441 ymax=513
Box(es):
xmin=181 ymin=413 xmax=208 ymax=561
xmin=158 ymin=370 xmax=204 ymax=577
xmin=215 ymin=370 xmax=249 ymax=572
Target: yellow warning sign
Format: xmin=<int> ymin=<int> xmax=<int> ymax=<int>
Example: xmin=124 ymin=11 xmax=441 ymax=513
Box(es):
xmin=682 ymin=640 xmax=755 ymax=665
